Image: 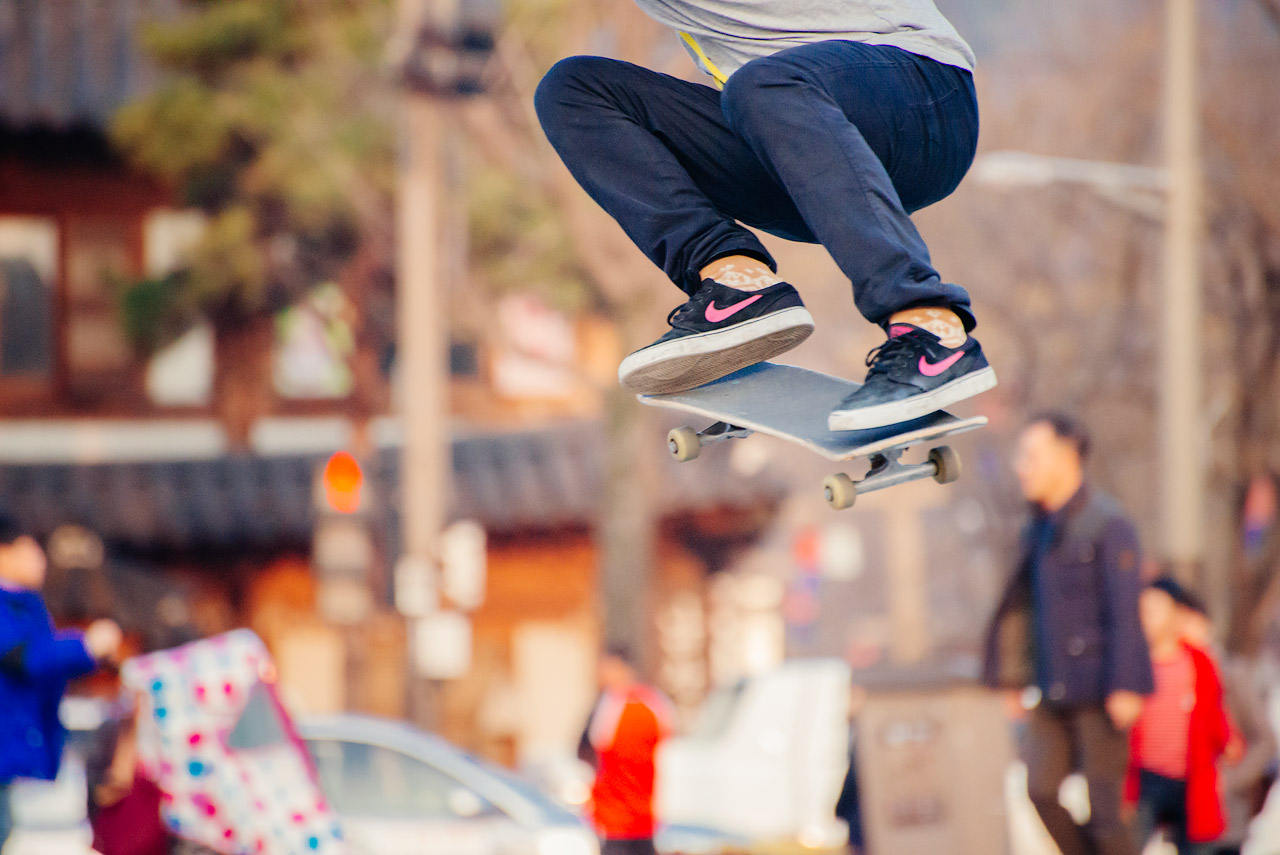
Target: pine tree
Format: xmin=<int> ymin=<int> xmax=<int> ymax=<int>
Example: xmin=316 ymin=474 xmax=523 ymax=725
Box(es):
xmin=112 ymin=0 xmax=396 ymax=444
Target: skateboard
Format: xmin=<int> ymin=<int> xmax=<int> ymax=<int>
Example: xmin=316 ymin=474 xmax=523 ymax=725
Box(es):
xmin=638 ymin=362 xmax=987 ymax=510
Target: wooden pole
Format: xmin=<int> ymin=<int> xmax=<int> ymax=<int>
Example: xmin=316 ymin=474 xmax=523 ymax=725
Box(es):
xmin=395 ymin=0 xmax=450 ymax=726
xmin=1159 ymin=0 xmax=1205 ymax=588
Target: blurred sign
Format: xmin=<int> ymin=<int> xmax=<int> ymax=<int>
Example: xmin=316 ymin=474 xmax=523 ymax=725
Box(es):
xmin=819 ymin=524 xmax=864 ymax=581
xmin=312 ymin=516 xmax=374 ymax=578
xmin=395 ymin=554 xmax=438 ymax=618
xmin=492 ymin=294 xmax=576 ymax=399
xmin=441 ymin=520 xmax=486 ymax=610
xmin=857 ymin=687 xmax=1013 ymax=854
xmin=317 ymin=577 xmax=373 ymax=626
xmin=794 ymin=524 xmax=865 ymax=580
xmin=413 ymin=612 xmax=472 ymax=679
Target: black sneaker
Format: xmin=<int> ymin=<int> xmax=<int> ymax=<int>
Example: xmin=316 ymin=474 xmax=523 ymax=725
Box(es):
xmin=619 ymin=279 xmax=814 ymax=395
xmin=827 ymin=325 xmax=997 ymax=431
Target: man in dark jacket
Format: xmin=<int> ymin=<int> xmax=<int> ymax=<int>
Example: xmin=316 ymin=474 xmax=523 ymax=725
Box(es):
xmin=0 ymin=514 xmax=120 ymax=849
xmin=983 ymin=413 xmax=1153 ymax=855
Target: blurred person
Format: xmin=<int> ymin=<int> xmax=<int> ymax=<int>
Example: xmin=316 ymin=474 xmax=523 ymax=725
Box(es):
xmin=1126 ymin=578 xmax=1230 ymax=855
xmin=85 ymin=699 xmax=168 ymax=855
xmin=1170 ymin=583 xmax=1276 ymax=855
xmin=535 ymin=0 xmax=996 ymax=430
xmin=834 ymin=685 xmax=868 ymax=854
xmin=983 ymin=413 xmax=1152 ymax=855
xmin=580 ymin=645 xmax=675 ymax=855
xmin=0 ymin=513 xmax=121 ymax=852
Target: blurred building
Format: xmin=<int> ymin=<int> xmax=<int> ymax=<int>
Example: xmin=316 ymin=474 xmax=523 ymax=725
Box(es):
xmin=0 ymin=0 xmax=789 ymax=765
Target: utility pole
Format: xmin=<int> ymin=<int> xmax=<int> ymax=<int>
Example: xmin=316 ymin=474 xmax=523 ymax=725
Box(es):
xmin=967 ymin=2 xmax=1207 ymax=601
xmin=394 ymin=0 xmax=450 ymax=726
xmin=1160 ymin=0 xmax=1205 ymax=588
xmin=392 ymin=0 xmax=494 ymax=728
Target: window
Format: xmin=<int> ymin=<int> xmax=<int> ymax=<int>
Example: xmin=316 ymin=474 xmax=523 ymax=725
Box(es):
xmin=274 ymin=283 xmax=355 ymax=400
xmin=0 ymin=216 xmax=56 ymax=380
xmin=64 ymin=215 xmax=134 ymax=390
xmin=142 ymin=209 xmax=213 ymax=407
xmin=306 ymin=739 xmax=496 ymax=820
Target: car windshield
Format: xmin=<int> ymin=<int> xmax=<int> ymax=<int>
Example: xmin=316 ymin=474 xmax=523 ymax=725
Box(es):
xmin=469 ymin=757 xmax=576 ymax=823
xmin=300 ymin=723 xmax=579 ymax=826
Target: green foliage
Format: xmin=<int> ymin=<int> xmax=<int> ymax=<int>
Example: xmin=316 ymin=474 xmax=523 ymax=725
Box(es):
xmin=110 ymin=0 xmax=396 ymax=334
xmin=140 ymin=1 xmax=300 ymax=76
xmin=187 ymin=206 xmax=269 ymax=310
xmin=467 ymin=165 xmax=593 ymax=315
xmin=112 ymin=77 xmax=234 ymax=184
xmin=501 ymin=0 xmax=580 ymax=73
xmin=117 ymin=272 xmax=197 ymax=357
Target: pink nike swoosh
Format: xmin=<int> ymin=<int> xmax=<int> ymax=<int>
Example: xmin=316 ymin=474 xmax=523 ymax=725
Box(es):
xmin=705 ymin=294 xmax=763 ymax=323
xmin=919 ymin=350 xmax=965 ymax=377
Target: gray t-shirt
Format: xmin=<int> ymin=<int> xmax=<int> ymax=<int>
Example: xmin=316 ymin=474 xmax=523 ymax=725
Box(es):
xmin=633 ymin=0 xmax=975 ymax=85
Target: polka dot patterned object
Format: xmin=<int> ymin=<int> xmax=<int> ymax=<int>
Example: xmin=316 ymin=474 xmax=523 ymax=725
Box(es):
xmin=121 ymin=630 xmax=347 ymax=855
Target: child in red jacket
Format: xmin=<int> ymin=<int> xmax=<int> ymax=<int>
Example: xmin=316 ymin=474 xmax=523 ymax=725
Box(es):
xmin=1127 ymin=577 xmax=1230 ymax=855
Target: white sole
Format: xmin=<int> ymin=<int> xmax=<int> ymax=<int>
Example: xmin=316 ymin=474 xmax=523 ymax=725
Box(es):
xmin=619 ymin=306 xmax=815 ymax=395
xmin=827 ymin=366 xmax=998 ymax=431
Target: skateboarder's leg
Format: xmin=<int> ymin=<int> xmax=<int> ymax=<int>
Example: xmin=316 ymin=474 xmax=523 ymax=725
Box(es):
xmin=535 ymin=55 xmax=814 ymax=294
xmin=720 ymin=40 xmax=976 ymax=329
xmin=535 ymin=56 xmax=816 ymax=393
xmin=720 ymin=41 xmax=996 ymax=428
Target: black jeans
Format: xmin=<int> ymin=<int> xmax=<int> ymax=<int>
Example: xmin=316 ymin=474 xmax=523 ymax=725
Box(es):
xmin=535 ymin=40 xmax=980 ymax=329
xmin=1024 ymin=703 xmax=1136 ymax=855
xmin=602 ymin=838 xmax=656 ymax=855
xmin=1134 ymin=769 xmax=1216 ymax=855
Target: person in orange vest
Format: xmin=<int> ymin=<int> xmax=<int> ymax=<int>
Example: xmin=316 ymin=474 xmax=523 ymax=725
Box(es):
xmin=579 ymin=645 xmax=675 ymax=855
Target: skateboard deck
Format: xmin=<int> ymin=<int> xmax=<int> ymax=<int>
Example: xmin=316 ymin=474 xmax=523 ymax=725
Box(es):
xmin=638 ymin=362 xmax=987 ymax=508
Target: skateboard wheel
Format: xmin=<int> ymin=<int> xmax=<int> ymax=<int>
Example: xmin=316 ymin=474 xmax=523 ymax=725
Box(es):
xmin=668 ymin=426 xmax=701 ymax=462
xmin=929 ymin=446 xmax=961 ymax=484
xmin=823 ymin=473 xmax=857 ymax=510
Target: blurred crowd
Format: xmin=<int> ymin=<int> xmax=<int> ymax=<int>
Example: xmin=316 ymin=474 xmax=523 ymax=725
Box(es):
xmin=982 ymin=413 xmax=1279 ymax=855
xmin=3 ymin=411 xmax=1280 ymax=855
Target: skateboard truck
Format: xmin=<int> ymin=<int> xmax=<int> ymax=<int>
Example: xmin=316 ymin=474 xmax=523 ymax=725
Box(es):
xmin=667 ymin=422 xmax=753 ymax=462
xmin=668 ymin=420 xmax=960 ymax=510
xmin=821 ymin=445 xmax=959 ymax=510
xmin=647 ymin=363 xmax=984 ymax=512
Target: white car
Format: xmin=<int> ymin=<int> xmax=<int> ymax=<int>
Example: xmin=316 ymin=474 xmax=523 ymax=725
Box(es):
xmin=300 ymin=715 xmax=600 ymax=855
xmin=6 ymin=700 xmax=598 ymax=855
xmin=657 ymin=659 xmax=852 ymax=850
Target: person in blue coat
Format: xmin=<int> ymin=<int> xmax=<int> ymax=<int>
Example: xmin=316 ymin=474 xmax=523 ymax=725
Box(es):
xmin=0 ymin=514 xmax=120 ymax=849
xmin=982 ymin=413 xmax=1154 ymax=855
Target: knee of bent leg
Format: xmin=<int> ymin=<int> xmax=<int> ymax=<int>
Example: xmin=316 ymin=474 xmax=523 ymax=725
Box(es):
xmin=534 ymin=55 xmax=611 ymax=132
xmin=720 ymin=57 xmax=800 ymax=129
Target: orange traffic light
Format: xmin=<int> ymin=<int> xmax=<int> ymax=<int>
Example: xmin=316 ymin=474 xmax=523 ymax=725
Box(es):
xmin=322 ymin=451 xmax=364 ymax=514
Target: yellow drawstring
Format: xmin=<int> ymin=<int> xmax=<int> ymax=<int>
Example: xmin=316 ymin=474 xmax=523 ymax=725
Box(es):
xmin=678 ymin=31 xmax=728 ymax=88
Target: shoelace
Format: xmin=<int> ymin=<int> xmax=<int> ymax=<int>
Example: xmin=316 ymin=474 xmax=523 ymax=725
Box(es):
xmin=863 ymin=333 xmax=926 ymax=377
xmin=666 ymin=292 xmax=708 ymax=327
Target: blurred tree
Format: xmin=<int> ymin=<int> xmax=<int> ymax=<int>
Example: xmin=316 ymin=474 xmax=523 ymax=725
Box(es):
xmin=930 ymin=0 xmax=1280 ymax=653
xmin=112 ymin=0 xmax=397 ymax=444
xmin=454 ymin=0 xmax=692 ymax=663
